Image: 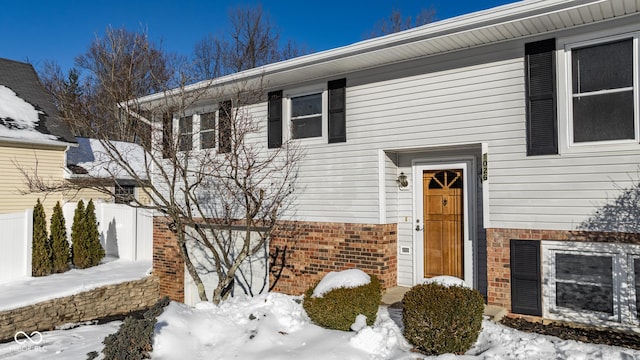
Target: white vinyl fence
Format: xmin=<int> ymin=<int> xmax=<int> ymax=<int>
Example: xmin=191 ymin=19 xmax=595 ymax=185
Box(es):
xmin=0 ymin=209 xmax=33 ymax=283
xmin=62 ymin=202 xmax=153 ymax=262
xmin=0 ymin=203 xmax=152 ymax=284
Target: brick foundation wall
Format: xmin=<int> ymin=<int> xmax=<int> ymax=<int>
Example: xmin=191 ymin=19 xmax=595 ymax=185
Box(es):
xmin=270 ymin=221 xmax=398 ymax=295
xmin=153 ymin=218 xmax=184 ymax=302
xmin=0 ymin=276 xmax=159 ymax=341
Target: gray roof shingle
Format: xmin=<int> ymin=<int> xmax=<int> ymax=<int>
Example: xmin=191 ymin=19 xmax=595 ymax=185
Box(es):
xmin=0 ymin=57 xmax=76 ymax=144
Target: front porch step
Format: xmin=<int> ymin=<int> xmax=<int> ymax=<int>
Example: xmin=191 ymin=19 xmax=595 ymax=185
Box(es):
xmin=381 ymin=286 xmax=507 ymax=322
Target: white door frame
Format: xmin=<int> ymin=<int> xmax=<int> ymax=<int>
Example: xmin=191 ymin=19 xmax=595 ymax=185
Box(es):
xmin=412 ymin=162 xmax=473 ymax=287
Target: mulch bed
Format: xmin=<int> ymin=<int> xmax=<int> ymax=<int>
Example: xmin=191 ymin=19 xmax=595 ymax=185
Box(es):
xmin=500 ymin=316 xmax=640 ymax=350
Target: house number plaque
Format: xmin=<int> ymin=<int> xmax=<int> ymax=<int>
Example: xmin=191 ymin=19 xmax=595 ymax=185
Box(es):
xmin=482 ymin=153 xmax=488 ymax=182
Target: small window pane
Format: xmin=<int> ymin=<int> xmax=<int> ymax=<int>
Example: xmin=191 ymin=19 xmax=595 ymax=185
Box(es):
xmin=556 ymin=282 xmax=613 ymax=314
xmin=572 ymin=39 xmax=633 ymax=94
xmin=573 ymin=91 xmax=634 ymax=142
xmin=556 ymin=254 xmax=612 ymax=284
xmin=555 ymin=254 xmax=613 ymax=314
xmin=292 ymin=116 xmax=322 ymax=139
xmin=179 ymin=116 xmax=192 ymax=151
xmin=200 ymin=112 xmax=215 ymax=149
xmin=115 ymin=185 xmax=135 ymax=204
xmin=292 ymin=93 xmax=322 ymax=117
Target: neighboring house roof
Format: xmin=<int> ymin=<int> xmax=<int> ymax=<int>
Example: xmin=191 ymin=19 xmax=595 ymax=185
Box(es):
xmin=138 ymin=0 xmax=640 ymax=105
xmin=0 ymin=58 xmax=76 ymax=145
xmin=66 ymin=137 xmax=149 ymax=183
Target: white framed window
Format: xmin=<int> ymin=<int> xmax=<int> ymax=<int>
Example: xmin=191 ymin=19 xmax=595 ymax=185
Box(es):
xmin=178 ymin=115 xmax=193 ymax=151
xmin=542 ymin=241 xmax=640 ymax=329
xmin=174 ymin=107 xmax=226 ymax=152
xmin=560 ymin=30 xmax=640 ymax=150
xmin=200 ymin=112 xmax=216 ymax=149
xmin=284 ymin=85 xmax=328 ymax=142
xmin=115 ymin=185 xmax=135 ymax=204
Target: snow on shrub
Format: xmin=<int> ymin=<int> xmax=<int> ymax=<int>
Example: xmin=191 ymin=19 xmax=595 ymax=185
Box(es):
xmin=312 ymin=268 xmax=372 ymax=297
xmin=303 ymin=269 xmax=382 ymax=331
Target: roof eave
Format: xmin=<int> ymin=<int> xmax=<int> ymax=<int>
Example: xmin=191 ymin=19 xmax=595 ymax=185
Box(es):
xmin=137 ymin=0 xmax=639 ymax=105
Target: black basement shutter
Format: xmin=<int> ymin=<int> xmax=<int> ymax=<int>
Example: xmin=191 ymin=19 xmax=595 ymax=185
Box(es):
xmin=510 ymin=239 xmax=541 ymax=316
xmin=268 ymin=90 xmax=283 ymax=148
xmin=328 ymin=78 xmax=346 ymax=143
xmin=218 ymin=100 xmax=232 ymax=153
xmin=525 ymin=38 xmax=557 ymax=156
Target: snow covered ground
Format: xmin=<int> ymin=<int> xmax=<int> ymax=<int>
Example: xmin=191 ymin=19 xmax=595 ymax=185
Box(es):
xmin=1 ymin=292 xmax=639 ymax=359
xmin=0 ymin=265 xmax=638 ymax=359
xmin=0 ymin=258 xmax=152 ymax=311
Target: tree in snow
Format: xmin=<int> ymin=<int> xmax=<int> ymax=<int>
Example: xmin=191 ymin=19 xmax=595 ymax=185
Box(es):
xmin=71 ymin=200 xmax=89 ymax=269
xmin=29 ymin=23 xmax=302 ymax=304
xmin=50 ymin=201 xmax=71 ymax=273
xmin=32 ymin=199 xmax=52 ymax=276
xmin=85 ymin=199 xmax=105 ymax=267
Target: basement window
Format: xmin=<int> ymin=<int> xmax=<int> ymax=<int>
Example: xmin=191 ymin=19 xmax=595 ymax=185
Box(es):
xmin=542 ymin=241 xmax=640 ymax=328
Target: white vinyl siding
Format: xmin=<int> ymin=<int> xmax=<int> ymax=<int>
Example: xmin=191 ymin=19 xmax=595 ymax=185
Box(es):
xmin=153 ymin=20 xmax=640 ymax=245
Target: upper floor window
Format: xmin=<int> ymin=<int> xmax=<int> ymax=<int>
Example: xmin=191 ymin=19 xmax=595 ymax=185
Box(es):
xmin=290 ymin=93 xmax=322 ymax=139
xmin=200 ymin=112 xmax=215 ymax=149
xmin=267 ymin=78 xmax=346 ymax=148
xmin=178 ymin=116 xmax=193 ymax=151
xmin=565 ymin=33 xmax=639 ymax=146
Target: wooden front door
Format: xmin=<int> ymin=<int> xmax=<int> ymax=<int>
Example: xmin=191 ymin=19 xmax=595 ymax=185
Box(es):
xmin=422 ymin=169 xmax=464 ymax=279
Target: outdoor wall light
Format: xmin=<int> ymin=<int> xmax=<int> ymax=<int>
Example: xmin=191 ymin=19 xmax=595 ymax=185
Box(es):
xmin=396 ymin=172 xmax=408 ymax=188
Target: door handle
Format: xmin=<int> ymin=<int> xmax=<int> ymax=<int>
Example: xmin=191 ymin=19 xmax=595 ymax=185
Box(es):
xmin=415 ymin=225 xmax=423 ymax=231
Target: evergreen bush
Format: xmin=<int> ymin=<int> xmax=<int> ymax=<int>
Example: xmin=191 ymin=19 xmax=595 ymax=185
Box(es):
xmin=85 ymin=199 xmax=105 ymax=266
xmin=50 ymin=201 xmax=71 ymax=273
xmin=71 ymin=200 xmax=89 ymax=268
xmin=100 ymin=296 xmax=170 ymax=360
xmin=303 ymin=273 xmax=381 ymax=331
xmin=32 ymin=199 xmax=52 ymax=276
xmin=402 ymin=283 xmax=484 ymax=355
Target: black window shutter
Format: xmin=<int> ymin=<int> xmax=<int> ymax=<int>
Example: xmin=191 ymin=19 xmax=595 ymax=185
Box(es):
xmin=510 ymin=239 xmax=542 ymax=316
xmin=328 ymin=78 xmax=346 ymax=143
xmin=162 ymin=111 xmax=173 ymax=158
xmin=267 ymin=90 xmax=283 ymax=148
xmin=218 ymin=100 xmax=232 ymax=153
xmin=525 ymin=39 xmax=557 ymax=156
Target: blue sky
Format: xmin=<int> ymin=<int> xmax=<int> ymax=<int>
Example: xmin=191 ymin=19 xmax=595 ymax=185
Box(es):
xmin=1 ymin=0 xmax=517 ymax=74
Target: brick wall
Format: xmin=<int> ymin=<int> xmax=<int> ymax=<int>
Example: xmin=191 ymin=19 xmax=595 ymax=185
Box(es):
xmin=153 ymin=218 xmax=184 ymax=302
xmin=0 ymin=276 xmax=159 ymax=341
xmin=270 ymin=221 xmax=398 ymax=295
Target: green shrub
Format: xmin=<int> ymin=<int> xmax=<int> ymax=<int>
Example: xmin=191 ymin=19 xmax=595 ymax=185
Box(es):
xmin=50 ymin=201 xmax=71 ymax=273
xmin=100 ymin=296 xmax=170 ymax=360
xmin=303 ymin=274 xmax=381 ymax=331
xmin=32 ymin=199 xmax=52 ymax=276
xmin=85 ymin=199 xmax=105 ymax=266
xmin=402 ymin=283 xmax=484 ymax=355
xmin=71 ymin=200 xmax=89 ymax=268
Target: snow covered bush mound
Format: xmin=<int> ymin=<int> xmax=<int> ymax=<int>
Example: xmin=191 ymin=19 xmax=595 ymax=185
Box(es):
xmin=403 ymin=281 xmax=484 ymax=355
xmin=303 ymin=269 xmax=382 ymax=331
xmin=151 ymin=292 xmax=412 ymax=360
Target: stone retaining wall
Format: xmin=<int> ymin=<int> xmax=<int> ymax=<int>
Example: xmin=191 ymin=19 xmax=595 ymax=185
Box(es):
xmin=0 ymin=276 xmax=159 ymax=341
